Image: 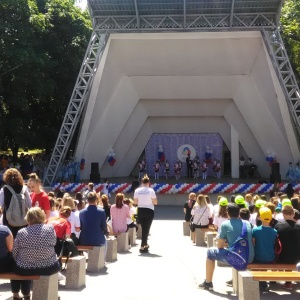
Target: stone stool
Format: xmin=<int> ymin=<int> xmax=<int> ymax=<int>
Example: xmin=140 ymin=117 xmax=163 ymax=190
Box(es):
xmin=117 ymin=232 xmax=129 ymax=252
xmin=183 ymin=221 xmax=190 ymax=236
xmin=206 ymin=232 xmax=218 ymax=248
xmin=64 ymin=256 xmax=86 ymax=289
xmin=128 ymin=227 xmax=137 ymax=246
xmin=195 ymin=228 xmax=210 ymax=246
xmin=86 ymin=246 xmax=105 ymax=272
xmin=32 ymin=273 xmax=58 ymax=300
xmin=106 ymin=237 xmax=117 ymax=262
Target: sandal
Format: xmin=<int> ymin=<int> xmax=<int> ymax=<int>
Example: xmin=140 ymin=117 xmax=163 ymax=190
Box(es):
xmin=139 ymin=246 xmax=149 ymax=253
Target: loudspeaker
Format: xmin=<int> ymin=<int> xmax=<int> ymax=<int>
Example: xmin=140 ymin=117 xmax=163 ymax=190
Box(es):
xmin=270 ymin=174 xmax=281 ymax=183
xmin=271 ymin=163 xmax=280 ymax=175
xmin=91 ymin=162 xmax=99 ymax=174
xmin=90 ymin=173 xmax=100 ymax=183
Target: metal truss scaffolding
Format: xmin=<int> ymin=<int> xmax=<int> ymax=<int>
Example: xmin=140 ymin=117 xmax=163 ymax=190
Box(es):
xmin=43 ymin=32 xmax=109 ymax=186
xmin=88 ymin=0 xmax=283 ymax=31
xmin=262 ymin=29 xmax=300 ymax=140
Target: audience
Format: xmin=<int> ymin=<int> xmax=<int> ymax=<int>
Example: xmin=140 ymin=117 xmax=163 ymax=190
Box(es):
xmin=252 ymin=207 xmax=277 ymax=290
xmin=110 ymin=193 xmax=130 ymax=234
xmin=275 ymin=204 xmax=300 ymax=290
xmin=198 ymin=203 xmax=254 ymax=290
xmin=79 ymin=192 xmax=108 ymax=246
xmin=190 ymin=194 xmax=210 ymax=243
xmin=183 ymin=193 xmax=196 ymax=222
xmin=13 ymin=207 xmax=60 ymax=299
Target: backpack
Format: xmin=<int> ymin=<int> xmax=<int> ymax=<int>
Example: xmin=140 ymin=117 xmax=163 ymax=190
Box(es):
xmin=57 ymin=238 xmax=79 ymax=270
xmin=226 ymin=221 xmax=249 ymax=271
xmin=273 ymin=235 xmax=282 ymax=262
xmin=4 ymin=185 xmax=29 ymax=227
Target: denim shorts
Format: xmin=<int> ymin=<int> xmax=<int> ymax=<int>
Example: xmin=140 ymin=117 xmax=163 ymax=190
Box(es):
xmin=207 ymin=247 xmax=230 ymax=265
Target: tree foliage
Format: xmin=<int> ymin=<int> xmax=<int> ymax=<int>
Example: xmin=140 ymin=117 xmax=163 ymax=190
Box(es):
xmin=281 ymin=0 xmax=300 ymax=83
xmin=0 ymin=0 xmax=91 ymax=158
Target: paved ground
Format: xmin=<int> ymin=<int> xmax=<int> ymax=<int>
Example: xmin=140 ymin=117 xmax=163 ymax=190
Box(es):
xmin=0 ymin=206 xmax=299 ymax=300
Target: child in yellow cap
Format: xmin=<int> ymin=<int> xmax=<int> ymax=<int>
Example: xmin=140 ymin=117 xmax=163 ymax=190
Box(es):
xmin=252 ymin=207 xmax=278 ymax=290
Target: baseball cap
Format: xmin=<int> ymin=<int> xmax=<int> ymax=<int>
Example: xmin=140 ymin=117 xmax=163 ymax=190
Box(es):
xmin=255 ymin=199 xmax=266 ymax=208
xmin=282 ymin=199 xmax=292 ymax=207
xmin=259 ymin=207 xmax=272 ymax=222
xmin=219 ymin=197 xmax=228 ymax=206
xmin=235 ymin=195 xmax=245 ymax=205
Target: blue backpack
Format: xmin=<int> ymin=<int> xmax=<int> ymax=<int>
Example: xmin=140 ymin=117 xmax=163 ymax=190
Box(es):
xmin=226 ymin=221 xmax=249 ymax=271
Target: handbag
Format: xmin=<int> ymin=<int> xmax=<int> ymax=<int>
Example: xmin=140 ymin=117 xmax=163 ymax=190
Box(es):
xmin=226 ymin=221 xmax=249 ymax=271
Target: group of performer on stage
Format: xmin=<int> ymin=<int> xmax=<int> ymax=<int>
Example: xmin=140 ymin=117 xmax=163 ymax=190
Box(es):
xmin=138 ymin=154 xmax=222 ymax=181
xmin=286 ymin=162 xmax=300 ymax=183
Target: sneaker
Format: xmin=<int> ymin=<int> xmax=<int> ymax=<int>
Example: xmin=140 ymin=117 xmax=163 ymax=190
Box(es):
xmin=282 ymin=282 xmax=293 ymax=291
xmin=198 ymin=280 xmax=213 ymax=291
xmin=226 ymin=279 xmax=233 ymax=286
xmin=58 ymin=272 xmax=66 ymax=281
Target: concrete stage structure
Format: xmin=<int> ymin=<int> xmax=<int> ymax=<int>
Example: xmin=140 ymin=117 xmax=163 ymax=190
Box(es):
xmin=43 ymin=0 xmax=300 ymax=186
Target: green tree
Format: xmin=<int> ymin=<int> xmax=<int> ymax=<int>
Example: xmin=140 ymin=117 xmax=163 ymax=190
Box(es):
xmin=0 ymin=0 xmax=44 ymax=158
xmin=281 ymin=0 xmax=300 ymax=84
xmin=0 ymin=0 xmax=91 ymax=158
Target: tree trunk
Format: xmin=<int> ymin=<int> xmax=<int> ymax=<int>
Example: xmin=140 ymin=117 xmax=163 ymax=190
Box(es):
xmin=10 ymin=143 xmax=19 ymax=163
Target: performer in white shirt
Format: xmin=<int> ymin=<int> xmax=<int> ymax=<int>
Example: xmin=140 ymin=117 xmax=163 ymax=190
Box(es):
xmin=154 ymin=160 xmax=160 ymax=180
xmin=202 ymin=160 xmax=207 ymax=180
xmin=164 ymin=160 xmax=170 ymax=179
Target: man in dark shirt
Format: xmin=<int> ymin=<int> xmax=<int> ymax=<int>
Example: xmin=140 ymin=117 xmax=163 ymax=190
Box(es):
xmin=186 ymin=154 xmax=192 ymax=178
xmin=275 ymin=205 xmax=300 ymax=290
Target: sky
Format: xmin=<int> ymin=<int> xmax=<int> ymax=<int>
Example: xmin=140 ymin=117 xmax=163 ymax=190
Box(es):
xmin=76 ymin=0 xmax=87 ymax=10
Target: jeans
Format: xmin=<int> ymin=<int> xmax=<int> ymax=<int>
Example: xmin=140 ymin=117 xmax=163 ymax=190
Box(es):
xmin=138 ymin=208 xmax=154 ymax=247
xmin=207 ymin=247 xmax=230 ymax=265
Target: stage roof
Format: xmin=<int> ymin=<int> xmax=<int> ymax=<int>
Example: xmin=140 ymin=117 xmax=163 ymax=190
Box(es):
xmin=87 ymin=0 xmax=284 ymax=31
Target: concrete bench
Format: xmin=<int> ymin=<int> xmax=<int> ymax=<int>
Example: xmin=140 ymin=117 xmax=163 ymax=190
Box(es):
xmin=183 ymin=221 xmax=190 ymax=236
xmin=195 ymin=228 xmax=213 ymax=246
xmin=0 ymin=273 xmax=58 ymax=300
xmin=106 ymin=237 xmax=117 ymax=262
xmin=61 ymin=256 xmax=86 ymax=289
xmin=238 ymin=270 xmax=300 ymax=300
xmin=128 ymin=227 xmax=137 ymax=246
xmin=232 ymin=263 xmax=296 ymax=294
xmin=206 ymin=231 xmax=218 ymax=248
xmin=77 ymin=245 xmax=105 ymax=272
